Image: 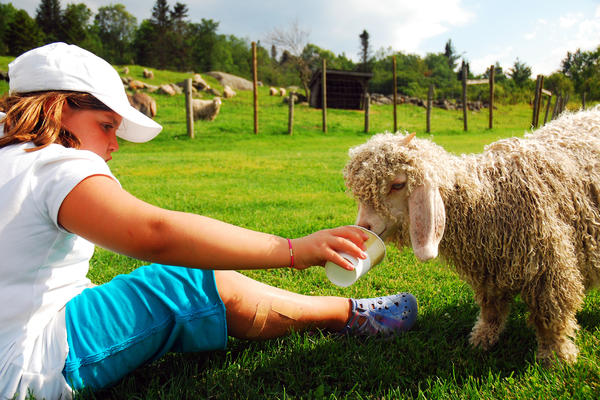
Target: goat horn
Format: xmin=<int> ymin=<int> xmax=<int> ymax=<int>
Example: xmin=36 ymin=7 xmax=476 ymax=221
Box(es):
xmin=401 ymin=132 xmax=416 ymax=145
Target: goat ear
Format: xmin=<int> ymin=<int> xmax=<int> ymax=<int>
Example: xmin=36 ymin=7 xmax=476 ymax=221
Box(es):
xmin=401 ymin=132 xmax=416 ymax=145
xmin=408 ymin=181 xmax=445 ymax=261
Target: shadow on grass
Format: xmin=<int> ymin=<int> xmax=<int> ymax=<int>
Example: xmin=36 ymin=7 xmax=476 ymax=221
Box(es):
xmin=87 ymin=301 xmax=577 ymax=399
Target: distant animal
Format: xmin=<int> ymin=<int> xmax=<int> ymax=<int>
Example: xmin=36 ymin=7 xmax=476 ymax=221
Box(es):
xmin=343 ymin=107 xmax=600 ymax=365
xmin=269 ymin=87 xmax=278 ymax=96
xmin=143 ymin=68 xmax=154 ymax=79
xmin=127 ymin=92 xmax=157 ymax=118
xmin=223 ymin=85 xmax=236 ymax=99
xmin=279 ymin=88 xmax=286 ymax=97
xmin=192 ymin=97 xmax=222 ymax=121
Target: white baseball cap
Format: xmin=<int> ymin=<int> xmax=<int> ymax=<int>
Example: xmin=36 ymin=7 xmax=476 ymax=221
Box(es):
xmin=8 ymin=42 xmax=162 ymax=143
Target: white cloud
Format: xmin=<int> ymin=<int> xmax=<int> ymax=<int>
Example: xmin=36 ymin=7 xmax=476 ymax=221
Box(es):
xmin=470 ymin=46 xmax=514 ymax=74
xmin=317 ymin=0 xmax=474 ymax=58
xmin=559 ymin=13 xmax=582 ymax=29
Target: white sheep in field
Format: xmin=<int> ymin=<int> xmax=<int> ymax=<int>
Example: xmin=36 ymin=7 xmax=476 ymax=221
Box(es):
xmin=343 ymin=107 xmax=600 ymax=365
xmin=279 ymin=87 xmax=286 ymax=97
xmin=269 ymin=87 xmax=278 ymax=96
xmin=223 ymin=85 xmax=236 ymax=99
xmin=143 ymin=68 xmax=154 ymax=79
xmin=192 ymin=97 xmax=221 ymax=121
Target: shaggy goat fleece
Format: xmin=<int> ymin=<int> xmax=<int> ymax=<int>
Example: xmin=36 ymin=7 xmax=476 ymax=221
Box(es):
xmin=192 ymin=97 xmax=221 ymax=121
xmin=343 ymin=107 xmax=600 ymax=364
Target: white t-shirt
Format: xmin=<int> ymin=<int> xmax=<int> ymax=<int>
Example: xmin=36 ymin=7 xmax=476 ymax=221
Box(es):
xmin=0 ymin=115 xmax=119 ymax=399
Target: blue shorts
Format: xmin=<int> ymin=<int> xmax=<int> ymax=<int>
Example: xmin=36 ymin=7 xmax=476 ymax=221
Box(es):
xmin=62 ymin=264 xmax=228 ymax=390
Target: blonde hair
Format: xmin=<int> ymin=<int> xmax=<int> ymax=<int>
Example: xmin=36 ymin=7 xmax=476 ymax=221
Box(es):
xmin=0 ymin=91 xmax=110 ymax=151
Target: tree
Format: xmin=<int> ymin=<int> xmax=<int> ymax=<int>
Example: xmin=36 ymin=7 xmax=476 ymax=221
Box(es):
xmin=60 ymin=3 xmax=92 ymax=46
xmin=151 ymin=0 xmax=171 ymax=30
xmin=168 ymin=2 xmax=189 ymax=70
xmin=544 ymin=72 xmax=574 ymax=98
xmin=0 ymin=3 xmax=18 ymax=55
xmin=132 ymin=19 xmax=156 ymax=67
xmin=6 ymin=9 xmax=44 ymax=56
xmin=483 ymin=61 xmax=507 ymax=82
xmin=211 ymin=34 xmax=251 ymax=77
xmin=36 ymin=0 xmax=62 ymax=43
xmin=358 ymin=29 xmax=372 ymax=72
xmin=561 ymin=47 xmax=600 ymax=96
xmin=94 ymin=4 xmax=137 ymax=64
xmin=187 ymin=18 xmax=220 ymax=72
xmin=443 ymin=39 xmax=460 ymax=71
xmin=457 ymin=59 xmax=471 ymax=81
xmin=170 ymin=2 xmax=188 ymax=33
xmin=267 ymin=20 xmax=311 ymax=96
xmin=508 ymin=58 xmax=531 ymax=88
xmin=148 ymin=0 xmax=173 ymax=68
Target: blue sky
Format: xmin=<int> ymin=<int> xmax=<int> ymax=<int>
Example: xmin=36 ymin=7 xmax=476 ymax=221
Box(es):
xmin=10 ymin=0 xmax=600 ymax=76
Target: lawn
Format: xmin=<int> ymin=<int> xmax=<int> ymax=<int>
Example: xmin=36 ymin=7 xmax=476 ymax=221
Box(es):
xmin=2 ymin=61 xmax=599 ymax=399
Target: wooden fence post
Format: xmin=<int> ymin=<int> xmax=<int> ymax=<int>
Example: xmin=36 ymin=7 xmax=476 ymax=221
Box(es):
xmin=184 ymin=78 xmax=194 ymax=139
xmin=536 ymin=75 xmax=544 ymax=127
xmin=462 ymin=62 xmax=467 ymax=131
xmin=393 ymin=55 xmax=398 ymax=132
xmin=288 ymin=93 xmax=294 ymax=135
xmin=488 ymin=65 xmax=494 ymax=129
xmin=544 ymin=95 xmax=552 ymax=125
xmin=552 ymin=95 xmax=561 ymax=120
xmin=322 ymin=59 xmax=327 ymax=133
xmin=426 ymin=84 xmax=433 ymax=133
xmin=252 ymin=41 xmax=258 ymax=134
xmin=532 ymin=75 xmax=541 ymax=128
xmin=364 ymin=93 xmax=370 ymax=133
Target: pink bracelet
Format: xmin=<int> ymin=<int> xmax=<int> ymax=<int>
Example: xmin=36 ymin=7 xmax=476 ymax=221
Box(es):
xmin=287 ymin=238 xmax=294 ymax=268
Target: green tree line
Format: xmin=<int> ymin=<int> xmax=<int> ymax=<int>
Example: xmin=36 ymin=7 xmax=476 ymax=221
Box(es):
xmin=0 ymin=0 xmax=597 ymax=103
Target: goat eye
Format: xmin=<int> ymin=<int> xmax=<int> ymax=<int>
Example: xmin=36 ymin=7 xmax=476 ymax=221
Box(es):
xmin=390 ymin=182 xmax=406 ymax=191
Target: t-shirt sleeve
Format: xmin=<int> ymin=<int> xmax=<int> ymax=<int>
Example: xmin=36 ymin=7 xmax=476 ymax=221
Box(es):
xmin=31 ymin=146 xmax=121 ymax=230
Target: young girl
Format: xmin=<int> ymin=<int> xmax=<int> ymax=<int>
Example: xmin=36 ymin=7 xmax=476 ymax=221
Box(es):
xmin=0 ymin=43 xmax=417 ymax=399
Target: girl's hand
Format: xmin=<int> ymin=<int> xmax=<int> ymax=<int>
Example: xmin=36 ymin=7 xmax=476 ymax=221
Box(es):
xmin=290 ymin=226 xmax=369 ymax=270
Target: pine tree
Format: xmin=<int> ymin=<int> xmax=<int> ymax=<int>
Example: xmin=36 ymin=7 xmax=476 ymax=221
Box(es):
xmin=149 ymin=0 xmax=172 ymax=68
xmin=60 ymin=3 xmax=92 ymax=46
xmin=359 ymin=29 xmax=371 ymax=72
xmin=151 ymin=0 xmax=171 ymax=31
xmin=94 ymin=4 xmax=137 ymax=64
xmin=36 ymin=0 xmax=62 ymax=43
xmin=0 ymin=3 xmax=18 ymax=55
xmin=444 ymin=39 xmax=460 ymax=71
xmin=7 ymin=9 xmax=44 ymax=56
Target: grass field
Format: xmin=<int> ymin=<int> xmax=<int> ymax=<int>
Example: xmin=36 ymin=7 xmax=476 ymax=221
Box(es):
xmin=2 ymin=60 xmax=600 ymax=399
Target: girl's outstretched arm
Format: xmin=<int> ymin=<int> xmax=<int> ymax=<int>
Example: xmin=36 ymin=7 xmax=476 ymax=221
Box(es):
xmin=58 ymin=175 xmax=367 ymax=271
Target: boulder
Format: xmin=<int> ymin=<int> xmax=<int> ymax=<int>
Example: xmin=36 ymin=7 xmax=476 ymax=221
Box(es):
xmin=158 ymin=84 xmax=176 ymax=96
xmin=205 ymin=71 xmax=253 ymax=91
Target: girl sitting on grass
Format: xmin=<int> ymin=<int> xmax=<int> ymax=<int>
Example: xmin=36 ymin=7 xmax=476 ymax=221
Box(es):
xmin=0 ymin=43 xmax=417 ymax=399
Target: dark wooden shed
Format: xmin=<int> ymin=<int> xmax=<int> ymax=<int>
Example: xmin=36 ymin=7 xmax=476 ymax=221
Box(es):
xmin=309 ymin=69 xmax=373 ymax=110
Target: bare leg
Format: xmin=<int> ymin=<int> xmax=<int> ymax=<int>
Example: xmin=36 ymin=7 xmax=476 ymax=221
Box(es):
xmin=214 ymin=270 xmax=352 ymax=339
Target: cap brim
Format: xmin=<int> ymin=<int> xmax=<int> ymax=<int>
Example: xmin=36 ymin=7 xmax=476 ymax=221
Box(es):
xmin=93 ymin=92 xmax=162 ymax=143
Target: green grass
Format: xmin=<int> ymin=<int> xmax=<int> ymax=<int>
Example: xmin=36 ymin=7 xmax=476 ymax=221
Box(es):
xmin=2 ymin=62 xmax=600 ymax=399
